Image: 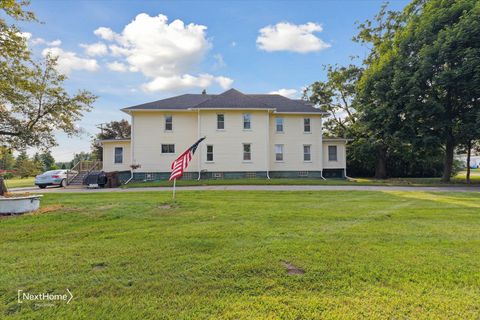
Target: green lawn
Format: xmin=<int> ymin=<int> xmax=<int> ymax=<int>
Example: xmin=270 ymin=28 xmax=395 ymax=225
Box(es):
xmin=123 ymin=171 xmax=480 ymax=188
xmin=3 ymin=177 xmax=35 ymax=188
xmin=1 ymin=191 xmax=479 ymax=319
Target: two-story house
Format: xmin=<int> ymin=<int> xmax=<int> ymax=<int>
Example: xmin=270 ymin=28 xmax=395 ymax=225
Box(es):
xmin=100 ymin=88 xmax=348 ymax=181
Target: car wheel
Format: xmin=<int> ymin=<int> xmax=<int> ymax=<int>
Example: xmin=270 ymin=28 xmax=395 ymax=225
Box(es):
xmin=60 ymin=179 xmax=67 ymax=187
xmin=38 ymin=185 xmax=47 ymax=189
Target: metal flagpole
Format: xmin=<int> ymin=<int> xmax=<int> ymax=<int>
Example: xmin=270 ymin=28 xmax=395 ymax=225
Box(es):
xmin=172 ymin=178 xmax=176 ymax=201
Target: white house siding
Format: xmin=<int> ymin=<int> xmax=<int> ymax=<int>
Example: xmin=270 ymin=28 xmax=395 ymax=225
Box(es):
xmin=269 ymin=114 xmax=323 ymax=171
xmin=102 ymin=110 xmax=348 ymax=177
xmin=131 ymin=111 xmax=199 ymax=173
xmin=102 ymin=140 xmax=131 ymax=172
xmin=322 ymin=141 xmax=346 ymax=169
xmin=198 ymin=110 xmax=269 ymax=172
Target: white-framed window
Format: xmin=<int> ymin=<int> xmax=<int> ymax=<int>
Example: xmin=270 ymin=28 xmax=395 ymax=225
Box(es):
xmin=206 ymin=145 xmax=214 ymax=162
xmin=275 ymin=144 xmax=284 ymax=161
xmin=243 ymin=113 xmax=251 ymax=130
xmin=328 ymin=145 xmax=338 ymax=161
xmin=161 ymin=144 xmax=175 ymax=154
xmin=303 ymin=145 xmax=311 ymax=162
xmin=114 ymin=147 xmax=123 ymax=164
xmin=165 ymin=115 xmax=173 ymax=131
xmin=243 ymin=143 xmax=251 ymax=161
xmin=304 ymin=118 xmax=311 ymax=133
xmin=217 ymin=114 xmax=225 ymax=130
xmin=276 ymin=118 xmax=284 ymax=132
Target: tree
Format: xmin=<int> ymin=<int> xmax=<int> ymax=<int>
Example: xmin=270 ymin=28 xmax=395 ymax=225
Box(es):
xmin=40 ymin=151 xmax=56 ymax=171
xmin=0 ymin=146 xmax=15 ymax=170
xmin=70 ymin=151 xmax=93 ymax=168
xmin=0 ymin=1 xmax=97 ymax=150
xmin=91 ymin=119 xmax=131 ymax=160
xmin=304 ymin=65 xmax=362 ymax=137
xmin=14 ymin=151 xmax=41 ymax=178
xmin=390 ymin=0 xmax=480 ymax=181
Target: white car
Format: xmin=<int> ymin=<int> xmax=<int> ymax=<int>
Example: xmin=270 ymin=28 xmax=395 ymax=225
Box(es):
xmin=35 ymin=170 xmax=74 ymax=189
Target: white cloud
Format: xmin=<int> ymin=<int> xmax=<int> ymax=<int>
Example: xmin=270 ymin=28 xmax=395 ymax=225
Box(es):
xmin=143 ymin=73 xmax=232 ymax=92
xmin=257 ymin=22 xmax=330 ymax=53
xmin=42 ymin=47 xmax=99 ymax=74
xmin=94 ymin=27 xmax=116 ymax=41
xmin=213 ymin=53 xmax=226 ymax=69
xmin=107 ymin=61 xmax=128 ymax=72
xmin=269 ymin=88 xmax=299 ymax=98
xmin=31 ymin=38 xmax=62 ymax=46
xmin=19 ymin=32 xmax=32 ymax=40
xmin=80 ymin=42 xmax=108 ymax=56
xmin=93 ymin=13 xmax=233 ymax=92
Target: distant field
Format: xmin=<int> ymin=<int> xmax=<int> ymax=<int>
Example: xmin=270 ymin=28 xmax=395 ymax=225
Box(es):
xmin=3 ymin=177 xmax=35 ymax=188
xmin=1 ymin=191 xmax=479 ymax=318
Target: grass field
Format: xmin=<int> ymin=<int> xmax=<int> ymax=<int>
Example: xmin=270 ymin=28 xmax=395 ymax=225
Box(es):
xmin=3 ymin=177 xmax=35 ymax=188
xmin=123 ymin=171 xmax=480 ymax=188
xmin=1 ymin=191 xmax=479 ymax=319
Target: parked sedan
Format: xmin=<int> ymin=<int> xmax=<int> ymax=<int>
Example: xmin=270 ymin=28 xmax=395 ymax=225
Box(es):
xmin=35 ymin=170 xmax=74 ymax=188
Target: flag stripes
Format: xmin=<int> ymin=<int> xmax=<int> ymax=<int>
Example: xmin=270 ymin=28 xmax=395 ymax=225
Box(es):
xmin=169 ymin=137 xmax=205 ymax=181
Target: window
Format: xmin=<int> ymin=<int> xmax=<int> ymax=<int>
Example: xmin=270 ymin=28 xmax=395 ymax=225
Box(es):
xmin=217 ymin=114 xmax=225 ymax=130
xmin=276 ymin=118 xmax=284 ymax=132
xmin=304 ymin=118 xmax=311 ymax=133
xmin=165 ymin=115 xmax=172 ymax=131
xmin=328 ymin=145 xmax=338 ymax=161
xmin=206 ymin=145 xmax=214 ymax=162
xmin=243 ymin=113 xmax=251 ymax=130
xmin=114 ymin=147 xmax=123 ymax=164
xmin=303 ymin=145 xmax=311 ymax=161
xmin=161 ymin=144 xmax=175 ymax=154
xmin=243 ymin=143 xmax=251 ymax=161
xmin=275 ymin=144 xmax=284 ymax=161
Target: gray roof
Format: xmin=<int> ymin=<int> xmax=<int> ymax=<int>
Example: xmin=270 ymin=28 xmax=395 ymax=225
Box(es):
xmin=123 ymin=88 xmax=322 ymax=113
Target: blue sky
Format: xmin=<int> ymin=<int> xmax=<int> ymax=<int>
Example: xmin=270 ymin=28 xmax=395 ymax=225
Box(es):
xmin=19 ymin=0 xmax=408 ymax=161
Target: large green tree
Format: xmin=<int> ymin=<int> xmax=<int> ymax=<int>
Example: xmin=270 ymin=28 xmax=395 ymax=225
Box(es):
xmin=0 ymin=1 xmax=96 ymax=150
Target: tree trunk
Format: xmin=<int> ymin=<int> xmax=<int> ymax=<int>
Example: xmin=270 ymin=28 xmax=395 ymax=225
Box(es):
xmin=466 ymin=140 xmax=472 ymax=184
xmin=0 ymin=176 xmax=7 ymax=196
xmin=441 ymin=131 xmax=455 ymax=182
xmin=375 ymin=144 xmax=387 ymax=179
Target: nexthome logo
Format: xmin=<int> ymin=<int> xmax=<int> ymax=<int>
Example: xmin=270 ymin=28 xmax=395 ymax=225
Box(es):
xmin=17 ymin=289 xmax=73 ymax=304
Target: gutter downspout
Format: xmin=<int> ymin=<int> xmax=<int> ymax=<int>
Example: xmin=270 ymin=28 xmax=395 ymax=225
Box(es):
xmin=266 ymin=110 xmax=270 ymax=179
xmin=319 ymin=115 xmax=326 ymax=180
xmin=125 ymin=112 xmax=135 ymax=184
xmin=197 ymin=109 xmax=201 ymax=180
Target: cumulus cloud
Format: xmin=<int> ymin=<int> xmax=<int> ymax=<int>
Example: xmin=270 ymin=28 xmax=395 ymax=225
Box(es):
xmin=31 ymin=38 xmax=62 ymax=46
xmin=143 ymin=74 xmax=232 ymax=92
xmin=80 ymin=42 xmax=108 ymax=56
xmin=257 ymin=22 xmax=330 ymax=53
xmin=107 ymin=61 xmax=128 ymax=72
xmin=42 ymin=47 xmax=99 ymax=74
xmin=269 ymin=88 xmax=299 ymax=98
xmin=93 ymin=13 xmax=232 ymax=92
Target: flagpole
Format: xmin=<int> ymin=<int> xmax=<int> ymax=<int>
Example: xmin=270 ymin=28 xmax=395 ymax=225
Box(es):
xmin=172 ymin=178 xmax=176 ymax=201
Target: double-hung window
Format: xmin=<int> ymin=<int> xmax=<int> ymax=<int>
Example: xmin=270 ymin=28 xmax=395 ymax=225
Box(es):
xmin=114 ymin=147 xmax=123 ymax=164
xmin=206 ymin=145 xmax=214 ymax=162
xmin=161 ymin=144 xmax=175 ymax=154
xmin=217 ymin=114 xmax=225 ymax=130
xmin=276 ymin=118 xmax=284 ymax=133
xmin=243 ymin=143 xmax=251 ymax=161
xmin=304 ymin=118 xmax=311 ymax=133
xmin=275 ymin=144 xmax=284 ymax=161
xmin=303 ymin=145 xmax=311 ymax=162
xmin=165 ymin=115 xmax=173 ymax=131
xmin=328 ymin=145 xmax=338 ymax=161
xmin=243 ymin=113 xmax=251 ymax=130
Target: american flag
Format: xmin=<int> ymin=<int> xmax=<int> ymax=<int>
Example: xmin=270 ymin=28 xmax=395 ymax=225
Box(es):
xmin=169 ymin=137 xmax=206 ymax=181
